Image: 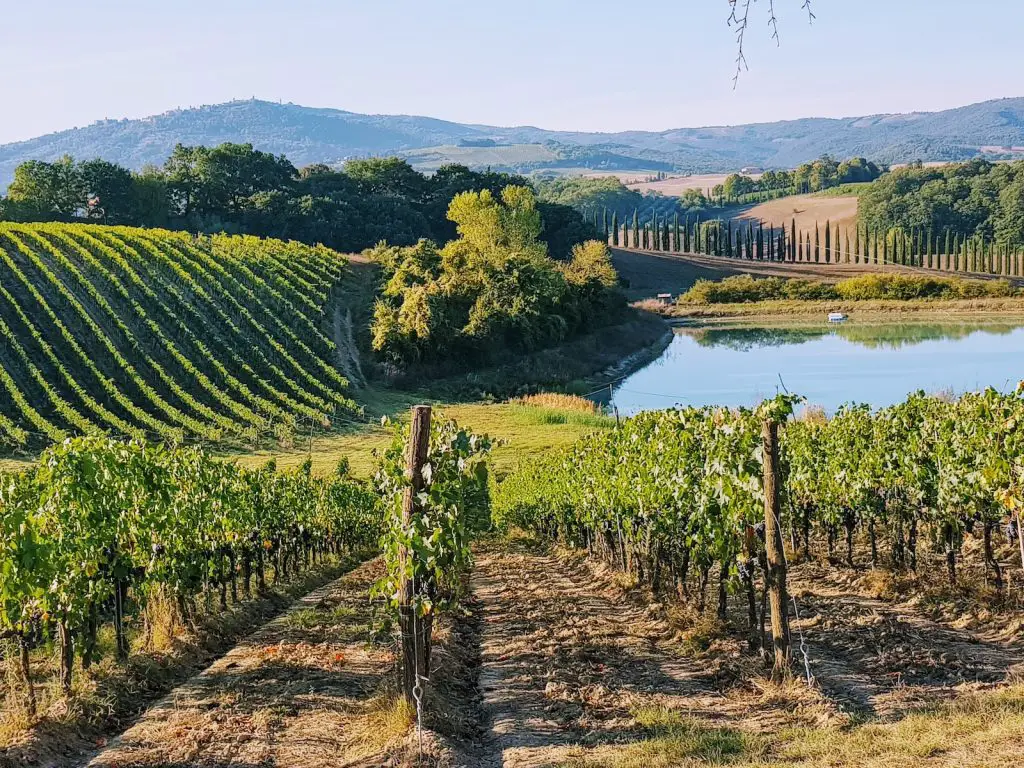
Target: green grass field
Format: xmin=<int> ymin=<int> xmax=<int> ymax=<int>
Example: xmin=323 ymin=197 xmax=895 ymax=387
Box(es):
xmin=227 ymin=400 xmax=614 ymax=480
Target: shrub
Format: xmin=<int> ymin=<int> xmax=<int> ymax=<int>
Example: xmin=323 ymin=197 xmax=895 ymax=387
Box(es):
xmin=835 ymin=274 xmax=1017 ymax=300
xmin=678 ymin=273 xmax=1018 ymax=305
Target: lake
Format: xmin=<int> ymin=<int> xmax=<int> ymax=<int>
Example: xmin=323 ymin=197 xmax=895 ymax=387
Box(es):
xmin=609 ymin=320 xmax=1024 ymax=414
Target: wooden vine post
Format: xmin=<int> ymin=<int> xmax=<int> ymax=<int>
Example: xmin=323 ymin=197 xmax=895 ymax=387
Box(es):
xmin=762 ymin=418 xmax=792 ymax=679
xmin=399 ymin=405 xmax=432 ymax=706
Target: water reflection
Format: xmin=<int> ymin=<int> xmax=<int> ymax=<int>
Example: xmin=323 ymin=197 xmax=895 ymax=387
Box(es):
xmin=610 ymin=320 xmax=1024 ymax=414
xmin=681 ymin=323 xmax=1021 ymax=352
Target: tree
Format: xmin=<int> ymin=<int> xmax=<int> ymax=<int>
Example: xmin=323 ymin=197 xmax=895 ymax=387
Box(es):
xmin=6 ymin=156 xmax=85 ymax=220
xmin=79 ymin=159 xmax=138 ymax=224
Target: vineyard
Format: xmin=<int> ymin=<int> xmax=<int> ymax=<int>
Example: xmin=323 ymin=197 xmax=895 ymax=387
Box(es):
xmin=496 ymin=389 xmax=1024 ymax=627
xmin=0 ymin=223 xmax=357 ymax=454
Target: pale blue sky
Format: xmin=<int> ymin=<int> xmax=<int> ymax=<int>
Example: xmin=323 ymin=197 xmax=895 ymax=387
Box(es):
xmin=1 ymin=0 xmax=1021 ymax=144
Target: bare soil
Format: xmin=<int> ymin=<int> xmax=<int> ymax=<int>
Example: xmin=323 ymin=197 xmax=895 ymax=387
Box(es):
xmin=787 ymin=562 xmax=1024 ymax=719
xmin=85 ymin=560 xmax=407 ymax=768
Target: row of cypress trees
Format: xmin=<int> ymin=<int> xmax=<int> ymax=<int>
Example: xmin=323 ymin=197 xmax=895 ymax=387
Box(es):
xmin=601 ymin=210 xmax=1024 ymax=278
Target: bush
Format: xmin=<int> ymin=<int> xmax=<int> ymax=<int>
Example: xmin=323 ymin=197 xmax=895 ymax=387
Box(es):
xmin=678 ymin=273 xmax=1018 ymax=305
xmin=835 ymin=274 xmax=1017 ymax=300
xmin=679 ymin=275 xmax=838 ymax=304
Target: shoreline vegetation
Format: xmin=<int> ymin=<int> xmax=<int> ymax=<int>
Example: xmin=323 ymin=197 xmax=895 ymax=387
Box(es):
xmin=646 ymin=272 xmax=1024 ymax=319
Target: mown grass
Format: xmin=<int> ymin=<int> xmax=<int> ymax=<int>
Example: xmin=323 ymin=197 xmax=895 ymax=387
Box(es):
xmin=563 ymin=685 xmax=1024 ymax=767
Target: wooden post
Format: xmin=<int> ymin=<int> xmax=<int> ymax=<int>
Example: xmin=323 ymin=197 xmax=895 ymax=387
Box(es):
xmin=762 ymin=419 xmax=792 ymax=679
xmin=399 ymin=405 xmax=432 ymax=707
xmin=1016 ymin=511 xmax=1024 ymax=573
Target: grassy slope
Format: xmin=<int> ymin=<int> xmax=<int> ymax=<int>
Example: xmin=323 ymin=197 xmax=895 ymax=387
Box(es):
xmin=229 ymin=400 xmax=614 ymax=481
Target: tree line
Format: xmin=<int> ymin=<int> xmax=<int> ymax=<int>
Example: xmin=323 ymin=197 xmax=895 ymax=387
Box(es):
xmin=535 ymin=156 xmax=884 ymax=228
xmin=606 ymin=208 xmax=1024 ymax=277
xmin=0 ymin=146 xmax=598 ymax=258
xmin=717 ymin=156 xmax=884 ymax=199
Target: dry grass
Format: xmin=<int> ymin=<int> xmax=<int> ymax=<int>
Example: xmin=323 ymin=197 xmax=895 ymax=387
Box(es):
xmin=731 ymin=192 xmax=860 ymax=233
xmin=562 ymin=686 xmax=1024 ymax=767
xmin=514 ymin=392 xmax=600 ymax=413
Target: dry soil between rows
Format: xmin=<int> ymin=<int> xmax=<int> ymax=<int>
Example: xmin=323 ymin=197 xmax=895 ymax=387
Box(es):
xmin=86 ymin=559 xmax=399 ymax=768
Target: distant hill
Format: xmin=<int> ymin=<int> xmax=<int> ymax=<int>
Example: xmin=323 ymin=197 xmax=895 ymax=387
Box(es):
xmin=3 ymin=97 xmax=1024 ymax=187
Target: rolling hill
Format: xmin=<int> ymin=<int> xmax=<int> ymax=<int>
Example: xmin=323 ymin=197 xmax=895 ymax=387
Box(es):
xmin=0 ymin=222 xmax=359 ymax=452
xmin=2 ymin=97 xmax=1024 ymax=187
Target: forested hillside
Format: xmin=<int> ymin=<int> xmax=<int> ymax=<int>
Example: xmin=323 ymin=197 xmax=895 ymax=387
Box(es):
xmin=859 ymin=159 xmax=1024 ymax=245
xmin=0 ymin=223 xmax=357 ymax=452
xmin=3 ymin=97 xmax=1024 ymax=186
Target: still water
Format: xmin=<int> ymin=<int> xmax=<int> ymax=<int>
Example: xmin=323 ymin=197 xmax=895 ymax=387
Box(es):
xmin=609 ymin=320 xmax=1024 ymax=414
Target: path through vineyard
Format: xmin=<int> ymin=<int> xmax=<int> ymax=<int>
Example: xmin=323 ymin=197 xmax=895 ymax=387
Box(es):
xmin=86 ymin=560 xmax=403 ymax=768
xmin=472 ymin=539 xmax=760 ymax=767
xmin=471 ymin=540 xmax=1024 ymax=767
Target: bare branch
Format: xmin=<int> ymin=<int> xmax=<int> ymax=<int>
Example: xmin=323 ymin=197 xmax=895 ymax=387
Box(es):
xmin=729 ymin=0 xmax=816 ymax=86
xmin=767 ymin=0 xmax=780 ymax=46
xmin=727 ymin=0 xmax=753 ymax=90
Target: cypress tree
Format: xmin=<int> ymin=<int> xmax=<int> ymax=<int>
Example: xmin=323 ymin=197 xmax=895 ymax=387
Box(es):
xmin=683 ymin=215 xmax=690 ymax=252
xmin=611 ymin=211 xmax=619 ymax=246
xmin=814 ymin=223 xmax=820 ymax=263
xmin=756 ymin=222 xmax=764 ymax=260
xmin=632 ymin=209 xmax=639 ymax=249
xmin=673 ymin=213 xmax=680 ymax=252
xmin=663 ymin=221 xmax=670 ymax=252
xmin=824 ymin=219 xmax=831 ymax=263
xmin=854 ymin=225 xmax=861 ymax=264
xmin=652 ymin=212 xmax=659 ymax=251
xmin=602 ymin=208 xmax=609 ymax=242
xmin=843 ymin=228 xmax=849 ymax=264
xmin=790 ymin=218 xmax=797 ymax=261
xmin=835 ymin=224 xmax=841 ymax=263
xmin=926 ymin=230 xmax=933 ymax=270
xmin=805 ymin=232 xmax=811 ymax=263
xmin=726 ymin=219 xmax=733 ymax=258
xmin=778 ymin=224 xmax=785 ymax=263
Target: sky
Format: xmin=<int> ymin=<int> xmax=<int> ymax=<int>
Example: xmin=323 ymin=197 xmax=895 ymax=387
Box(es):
xmin=1 ymin=0 xmax=1022 ymax=144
